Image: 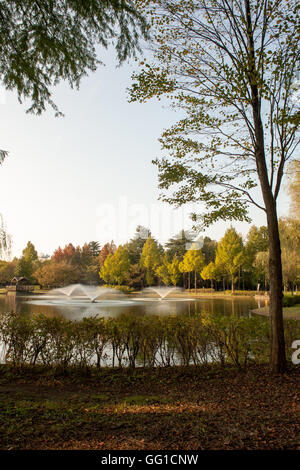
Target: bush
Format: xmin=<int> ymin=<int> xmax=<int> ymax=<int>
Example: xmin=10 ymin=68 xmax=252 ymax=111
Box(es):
xmin=282 ymin=294 xmax=300 ymax=307
xmin=0 ymin=311 xmax=297 ymax=370
xmin=102 ymin=284 xmax=134 ymax=294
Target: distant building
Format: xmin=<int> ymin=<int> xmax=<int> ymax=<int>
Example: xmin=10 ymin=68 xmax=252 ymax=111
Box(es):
xmin=38 ymin=253 xmax=50 ymax=262
xmin=7 ymin=277 xmax=33 ymax=292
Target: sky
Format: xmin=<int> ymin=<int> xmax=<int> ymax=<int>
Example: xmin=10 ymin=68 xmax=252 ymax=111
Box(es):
xmin=0 ymin=47 xmax=291 ymax=259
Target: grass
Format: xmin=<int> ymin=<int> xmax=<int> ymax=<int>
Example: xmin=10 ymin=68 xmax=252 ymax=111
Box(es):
xmin=0 ymin=364 xmax=299 ymax=450
xmin=177 ymin=290 xmax=260 ymax=298
xmin=253 ymin=305 xmax=300 ymax=320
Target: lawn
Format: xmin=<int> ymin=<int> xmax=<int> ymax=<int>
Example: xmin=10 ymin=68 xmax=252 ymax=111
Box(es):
xmin=252 ymin=305 xmax=300 ymax=320
xmin=0 ymin=365 xmax=299 ymax=450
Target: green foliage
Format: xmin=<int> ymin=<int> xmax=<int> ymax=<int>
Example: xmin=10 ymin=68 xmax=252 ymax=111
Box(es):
xmin=99 ymin=246 xmax=130 ymax=285
xmin=0 ymin=260 xmax=16 ymax=284
xmin=279 ymin=218 xmax=300 ymax=291
xmin=2 ymin=311 xmax=296 ymax=371
xmin=125 ymin=226 xmax=150 ymax=264
xmin=164 ymin=229 xmax=192 ymax=261
xmin=124 ymin=264 xmax=145 ymax=289
xmin=155 ymin=255 xmax=171 ymax=285
xmin=201 ymin=262 xmax=216 ymax=289
xmin=215 ymin=227 xmax=244 ymax=291
xmin=288 ymin=160 xmax=300 ymax=219
xmin=179 ymin=249 xmax=204 ymax=291
xmin=168 ymin=255 xmax=181 ymax=286
xmin=130 ymin=0 xmax=300 ymax=228
xmin=155 ymin=254 xmax=181 ymax=286
xmin=16 ymin=241 xmax=39 ymax=281
xmin=88 ymin=241 xmax=101 ymax=257
xmin=0 ymin=0 xmax=148 ymax=116
xmin=140 ymin=236 xmax=162 ymax=285
xmin=180 ymin=250 xmax=204 ymax=274
xmin=102 ymin=284 xmax=134 ymax=294
xmin=201 ymin=237 xmax=218 ymax=265
xmin=282 ymin=294 xmax=300 ymax=308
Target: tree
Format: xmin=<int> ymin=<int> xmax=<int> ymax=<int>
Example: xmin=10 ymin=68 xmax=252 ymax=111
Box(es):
xmin=215 ymin=228 xmax=244 ymax=294
xmin=131 ymin=0 xmax=300 ymax=373
xmin=99 ymin=241 xmax=116 ymax=267
xmin=201 ymin=262 xmax=216 ymax=290
xmin=16 ymin=241 xmax=39 ymax=281
xmin=201 ymin=237 xmax=218 ymax=265
xmin=0 ymin=214 xmax=11 ymax=260
xmin=126 ymin=226 xmax=150 ymax=264
xmin=99 ymin=253 xmax=115 ymax=284
xmin=23 ymin=240 xmax=38 ymax=261
xmin=0 ymin=260 xmax=17 ymax=284
xmin=255 ymin=251 xmax=269 ymax=291
xmin=155 ymin=255 xmax=171 ymax=285
xmin=180 ymin=249 xmax=204 ymax=292
xmin=63 ymin=243 xmax=76 ymax=263
xmin=99 ymin=245 xmax=130 ymax=285
xmin=164 ymin=229 xmax=192 ymax=261
xmin=288 ymin=160 xmax=300 ymax=219
xmin=140 ymin=235 xmax=162 ymax=285
xmin=0 ymin=1 xmax=148 ymax=115
xmin=110 ymin=246 xmax=131 ymax=285
xmin=124 ymin=263 xmax=145 ymax=289
xmin=168 ymin=255 xmax=181 ymax=286
xmin=244 ymin=225 xmax=269 ymax=288
xmin=0 ymin=0 xmax=148 ymax=162
xmin=34 ymin=261 xmax=80 ymax=287
xmin=88 ymin=241 xmax=101 ymax=258
xmin=52 ymin=246 xmax=64 ymax=263
xmin=246 ymin=226 xmax=269 ymax=258
xmin=279 ymin=218 xmax=300 ymax=293
xmin=82 ymin=264 xmax=100 ymax=285
xmin=179 ymin=258 xmax=191 ymax=290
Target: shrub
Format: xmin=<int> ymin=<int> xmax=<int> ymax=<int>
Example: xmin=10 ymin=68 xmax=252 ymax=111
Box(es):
xmin=282 ymin=294 xmax=300 ymax=307
xmin=0 ymin=310 xmax=297 ymax=370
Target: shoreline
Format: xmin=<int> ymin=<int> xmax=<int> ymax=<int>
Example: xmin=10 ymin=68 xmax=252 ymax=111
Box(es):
xmin=252 ymin=306 xmax=300 ymax=320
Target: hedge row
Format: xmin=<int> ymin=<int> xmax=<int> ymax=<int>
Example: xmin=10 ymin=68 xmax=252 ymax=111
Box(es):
xmin=282 ymin=294 xmax=300 ymax=307
xmin=0 ymin=312 xmax=299 ymax=370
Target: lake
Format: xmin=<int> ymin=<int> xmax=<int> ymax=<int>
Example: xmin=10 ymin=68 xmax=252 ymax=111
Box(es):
xmin=0 ymin=291 xmax=267 ymax=320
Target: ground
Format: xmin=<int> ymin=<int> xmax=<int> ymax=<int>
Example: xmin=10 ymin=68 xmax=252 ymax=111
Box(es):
xmin=0 ymin=365 xmax=299 ymax=450
xmin=252 ymin=306 xmax=300 ymax=320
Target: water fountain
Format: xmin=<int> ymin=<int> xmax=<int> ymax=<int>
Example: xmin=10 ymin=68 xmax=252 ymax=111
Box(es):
xmin=144 ymin=286 xmax=181 ymax=300
xmin=49 ymin=284 xmax=118 ymax=302
xmin=21 ymin=284 xmax=197 ymax=320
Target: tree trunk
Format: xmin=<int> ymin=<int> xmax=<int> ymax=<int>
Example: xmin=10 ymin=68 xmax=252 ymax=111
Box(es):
xmin=266 ymin=206 xmax=286 ymax=373
xmin=252 ymin=125 xmax=286 ymax=373
xmin=231 ymin=276 xmax=234 ymax=294
xmin=194 ymin=270 xmax=197 ymax=293
xmin=244 ymin=0 xmax=286 ymax=375
xmin=245 ymin=0 xmax=286 ymax=373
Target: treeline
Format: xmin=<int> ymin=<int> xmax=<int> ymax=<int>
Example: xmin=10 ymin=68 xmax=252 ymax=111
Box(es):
xmin=0 ymin=220 xmax=299 ymax=292
xmin=1 ymin=311 xmax=299 ymax=370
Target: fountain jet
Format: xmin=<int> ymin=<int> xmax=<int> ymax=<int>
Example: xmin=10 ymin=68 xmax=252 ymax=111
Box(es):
xmin=49 ymin=284 xmax=118 ymax=302
xmin=143 ymin=286 xmax=181 ymax=300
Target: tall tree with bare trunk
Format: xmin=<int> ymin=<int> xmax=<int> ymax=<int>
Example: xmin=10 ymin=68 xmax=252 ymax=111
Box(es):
xmin=130 ymin=0 xmax=300 ymax=373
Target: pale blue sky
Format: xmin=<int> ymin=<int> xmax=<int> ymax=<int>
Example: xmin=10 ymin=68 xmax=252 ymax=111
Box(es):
xmin=0 ymin=48 xmax=290 ymax=258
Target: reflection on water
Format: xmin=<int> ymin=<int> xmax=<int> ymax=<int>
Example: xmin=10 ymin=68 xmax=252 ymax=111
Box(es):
xmin=0 ymin=292 xmax=267 ymax=320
